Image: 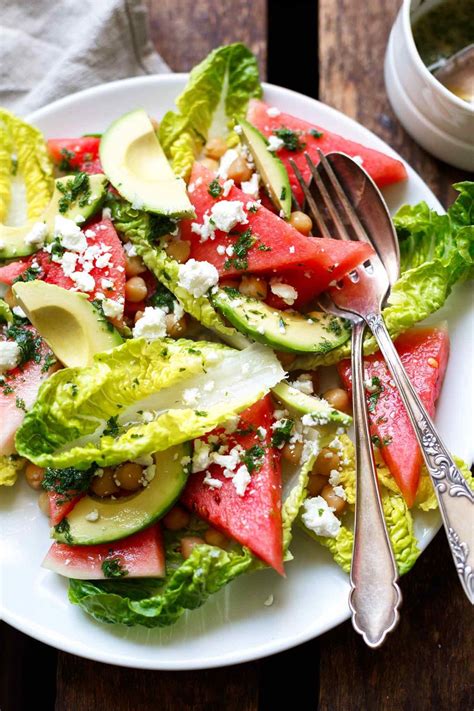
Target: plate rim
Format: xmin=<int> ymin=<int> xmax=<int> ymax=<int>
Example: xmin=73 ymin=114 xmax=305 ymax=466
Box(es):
xmin=1 ymin=74 xmax=450 ymax=669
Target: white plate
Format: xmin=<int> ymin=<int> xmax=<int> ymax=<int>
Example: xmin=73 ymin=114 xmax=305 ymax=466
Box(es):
xmin=1 ymin=76 xmax=473 ymax=670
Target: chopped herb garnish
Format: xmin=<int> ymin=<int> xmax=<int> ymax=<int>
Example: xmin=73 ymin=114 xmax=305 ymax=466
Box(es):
xmin=15 ymin=396 xmax=26 ymax=412
xmin=11 ymin=157 xmax=18 ymax=176
xmin=56 ymin=171 xmax=91 ymax=214
xmin=42 ymin=465 xmax=96 ymax=505
xmin=5 ymin=324 xmax=42 ymax=365
xmin=208 ymin=179 xmax=223 ymax=198
xmin=280 ymin=186 xmax=287 ymax=200
xmin=103 ymin=415 xmax=120 ymax=437
xmin=247 ymin=203 xmax=259 ymax=213
xmin=367 ymin=376 xmax=383 ymax=413
xmin=223 ymin=286 xmax=241 ymax=298
xmin=224 ymin=228 xmax=255 ymax=271
xmin=54 ymin=518 xmax=73 ymax=544
xmin=58 ymin=148 xmax=76 ymax=172
xmin=148 ymin=283 xmax=176 ymax=312
xmin=241 ymin=444 xmax=265 ymax=473
xmin=271 ymin=418 xmax=294 ymax=448
xmin=274 ymin=127 xmax=306 ymax=152
xmin=101 ymin=556 xmax=129 ymax=578
xmin=195 ymin=410 xmax=208 ymax=417
xmin=12 ymin=264 xmax=42 ymax=284
xmin=41 ymin=353 xmax=57 ymax=373
xmin=309 ymin=129 xmax=324 ymax=138
xmin=257 ymin=243 xmax=271 ymax=251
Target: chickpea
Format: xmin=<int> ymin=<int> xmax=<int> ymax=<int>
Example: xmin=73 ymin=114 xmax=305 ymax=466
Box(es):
xmin=219 ymin=278 xmax=240 ymax=290
xmin=165 ymin=239 xmax=191 ymax=263
xmin=321 ymin=484 xmax=347 ymax=515
xmin=276 ymin=351 xmax=296 ymax=369
xmin=227 ymin=156 xmax=253 ymax=184
xmin=238 ymin=275 xmax=268 ymax=300
xmin=114 ymin=462 xmax=143 ymax=492
xmin=90 ymin=467 xmax=120 ymax=497
xmin=312 ymin=448 xmax=340 ymax=478
xmin=199 ymin=157 xmax=219 ymax=172
xmin=204 ymin=527 xmax=229 ymax=549
xmin=204 ymin=137 xmax=228 ymax=160
xmin=125 ymin=276 xmax=148 ymax=303
xmin=281 ymin=440 xmax=303 ymax=465
xmin=289 ymin=211 xmax=313 ymax=235
xmin=162 ymin=505 xmax=191 ymax=531
xmin=134 ymin=310 xmax=145 ymax=323
xmin=125 ymin=253 xmax=146 ymax=277
xmin=3 ymin=287 xmax=15 ymax=308
xmin=165 ymin=313 xmax=188 ymax=338
xmin=38 ymin=491 xmax=50 ymax=517
xmin=310 ymin=370 xmax=319 ymax=392
xmin=306 ymin=473 xmax=327 ymax=497
xmin=25 ymin=463 xmax=45 ymax=490
xmin=180 ymin=536 xmax=205 ymax=559
xmin=322 ymin=387 xmax=351 ymax=415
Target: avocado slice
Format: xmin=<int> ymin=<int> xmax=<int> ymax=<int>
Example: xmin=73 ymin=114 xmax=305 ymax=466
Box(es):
xmin=211 ymin=288 xmax=350 ymax=354
xmin=53 ymin=444 xmax=191 ymax=545
xmin=0 ymin=173 xmax=108 ymax=260
xmin=12 ymin=281 xmax=122 ymax=367
xmin=272 ymin=382 xmax=352 ymax=427
xmin=239 ymin=118 xmax=291 ymax=219
xmin=100 ymin=109 xmax=195 ymax=219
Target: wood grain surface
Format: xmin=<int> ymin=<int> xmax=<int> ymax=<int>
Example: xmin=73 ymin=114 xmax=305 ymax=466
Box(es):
xmin=2 ymin=1 xmax=472 ymax=710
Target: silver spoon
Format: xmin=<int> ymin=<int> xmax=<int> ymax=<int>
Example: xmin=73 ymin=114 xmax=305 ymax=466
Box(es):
xmin=429 ymin=43 xmax=474 ymax=105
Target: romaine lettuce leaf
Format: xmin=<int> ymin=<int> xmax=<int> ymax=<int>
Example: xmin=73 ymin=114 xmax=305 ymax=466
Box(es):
xmin=293 ymin=183 xmax=473 ymax=370
xmin=0 ymin=119 xmax=13 ymax=222
xmin=0 ymin=299 xmax=13 ymax=324
xmin=16 ymin=338 xmax=284 ymax=468
xmin=0 ymin=454 xmax=25 ymax=487
xmin=159 ymin=43 xmax=262 ymax=179
xmin=67 ymin=411 xmax=319 ymax=627
xmin=0 ymin=110 xmax=54 ymax=221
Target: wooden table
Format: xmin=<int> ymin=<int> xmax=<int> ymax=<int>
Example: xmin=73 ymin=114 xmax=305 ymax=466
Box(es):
xmin=1 ymin=1 xmax=471 ymax=709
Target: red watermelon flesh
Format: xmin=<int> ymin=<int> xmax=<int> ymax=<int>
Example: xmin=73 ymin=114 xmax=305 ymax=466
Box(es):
xmin=338 ymin=326 xmax=449 ymax=507
xmin=42 ymin=524 xmax=166 ymax=579
xmin=264 ymin=269 xmax=327 ymax=310
xmin=48 ymin=491 xmax=84 ymax=527
xmin=181 ymin=395 xmax=284 ymax=575
xmin=181 ymin=164 xmax=373 ymax=293
xmin=247 ymin=100 xmax=407 ymax=206
xmin=47 ymin=137 xmax=101 ymax=172
xmin=0 ymin=219 xmax=126 ymax=305
xmin=0 ymin=328 xmax=59 ymax=456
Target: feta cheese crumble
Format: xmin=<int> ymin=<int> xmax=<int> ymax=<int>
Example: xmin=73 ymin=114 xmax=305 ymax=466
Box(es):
xmin=209 ymin=200 xmax=248 ymax=232
xmin=54 ymin=216 xmax=87 ymax=252
xmin=270 ymin=280 xmax=298 ymax=305
xmin=0 ymin=341 xmax=21 ymax=373
xmin=24 ymin=221 xmax=47 ymax=248
xmin=240 ymin=173 xmax=260 ymax=197
xmin=267 ymin=135 xmax=284 ymax=152
xmin=70 ymin=271 xmax=95 ymax=293
xmin=85 ymin=508 xmax=100 ymax=522
xmin=178 ymin=259 xmax=219 ymax=297
xmin=232 ymin=464 xmax=251 ymax=496
xmin=292 ymin=373 xmax=314 ymax=395
xmin=182 ymin=387 xmax=200 ymax=407
xmin=132 ymin=306 xmax=167 ymax=340
xmin=102 ymin=298 xmax=124 ymax=320
xmin=301 ymin=496 xmax=341 ymax=538
xmin=217 ymin=149 xmax=239 ymax=179
xmin=266 ymin=106 xmax=281 ymax=117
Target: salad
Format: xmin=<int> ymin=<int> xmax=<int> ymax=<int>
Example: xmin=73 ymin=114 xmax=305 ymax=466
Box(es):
xmin=0 ymin=43 xmax=472 ymax=631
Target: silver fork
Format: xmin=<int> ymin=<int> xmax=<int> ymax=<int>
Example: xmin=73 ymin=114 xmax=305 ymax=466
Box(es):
xmin=290 ymin=152 xmax=401 ymax=647
xmin=295 ymin=150 xmax=474 ymax=607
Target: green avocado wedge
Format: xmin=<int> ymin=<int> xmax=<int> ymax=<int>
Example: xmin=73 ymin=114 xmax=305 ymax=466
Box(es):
xmin=53 ymin=443 xmax=191 ymax=545
xmin=100 ymin=109 xmax=195 ymax=219
xmin=12 ymin=281 xmax=123 ymax=367
xmin=0 ymin=173 xmax=108 ymax=260
xmin=211 ymin=288 xmax=350 ymax=354
xmin=272 ymin=382 xmax=352 ymax=427
xmin=239 ymin=118 xmax=291 ymax=219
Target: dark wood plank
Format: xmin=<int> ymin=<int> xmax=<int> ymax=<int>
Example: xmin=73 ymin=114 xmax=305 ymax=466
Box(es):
xmin=55 ymin=654 xmax=259 ymax=711
xmin=319 ymin=0 xmax=465 ymax=207
xmin=0 ymin=623 xmax=58 ymax=711
xmin=147 ymin=0 xmax=267 ymax=77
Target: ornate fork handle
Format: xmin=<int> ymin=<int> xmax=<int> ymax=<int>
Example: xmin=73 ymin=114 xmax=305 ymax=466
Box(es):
xmin=349 ymin=319 xmax=401 ymax=646
xmin=366 ymin=313 xmax=474 ymax=603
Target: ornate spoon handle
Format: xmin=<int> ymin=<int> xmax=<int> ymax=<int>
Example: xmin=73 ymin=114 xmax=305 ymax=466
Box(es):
xmin=349 ymin=319 xmax=402 ymax=646
xmin=366 ymin=314 xmax=474 ymax=604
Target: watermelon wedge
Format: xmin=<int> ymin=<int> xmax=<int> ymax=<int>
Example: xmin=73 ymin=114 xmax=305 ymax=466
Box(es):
xmin=47 ymin=137 xmax=101 ymax=173
xmin=0 ymin=328 xmax=58 ymax=456
xmin=181 ymin=163 xmax=373 ymax=294
xmin=181 ymin=395 xmax=284 ymax=574
xmin=42 ymin=524 xmax=165 ymax=579
xmin=0 ymin=219 xmax=126 ymax=305
xmin=338 ymin=326 xmax=449 ymax=507
xmin=248 ymin=100 xmax=407 ymax=205
xmin=48 ymin=491 xmax=84 ymax=527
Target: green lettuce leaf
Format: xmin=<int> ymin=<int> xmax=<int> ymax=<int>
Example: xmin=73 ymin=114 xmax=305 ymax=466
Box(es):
xmin=299 ymin=436 xmax=420 ymax=574
xmin=0 ymin=299 xmax=13 ymax=324
xmin=293 ymin=182 xmax=474 ymax=370
xmin=0 ymin=454 xmax=25 ymax=486
xmin=0 ymin=110 xmax=54 ymax=221
xmin=159 ymin=43 xmax=262 ymax=178
xmin=108 ymin=196 xmax=243 ymax=341
xmin=67 ymin=412 xmax=319 ymax=627
xmin=16 ymin=338 xmax=284 ymax=468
